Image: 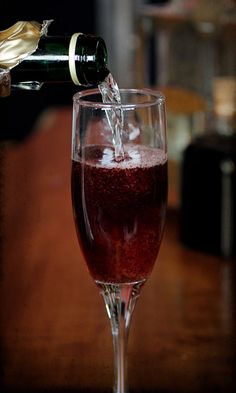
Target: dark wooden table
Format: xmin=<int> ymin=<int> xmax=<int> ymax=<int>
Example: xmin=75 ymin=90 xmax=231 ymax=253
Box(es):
xmin=1 ymin=107 xmax=236 ymax=393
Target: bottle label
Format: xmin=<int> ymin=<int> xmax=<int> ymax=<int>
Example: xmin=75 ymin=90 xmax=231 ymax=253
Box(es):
xmin=69 ymin=32 xmax=82 ymax=85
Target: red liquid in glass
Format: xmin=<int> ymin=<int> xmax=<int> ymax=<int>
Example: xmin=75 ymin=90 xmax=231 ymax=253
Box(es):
xmin=71 ymin=145 xmax=167 ymax=283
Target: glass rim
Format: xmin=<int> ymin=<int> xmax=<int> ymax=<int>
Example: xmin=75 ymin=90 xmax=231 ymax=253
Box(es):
xmin=73 ymin=88 xmax=165 ymax=109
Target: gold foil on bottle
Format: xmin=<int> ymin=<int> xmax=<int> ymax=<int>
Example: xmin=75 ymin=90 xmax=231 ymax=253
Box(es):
xmin=0 ymin=20 xmax=53 ymax=69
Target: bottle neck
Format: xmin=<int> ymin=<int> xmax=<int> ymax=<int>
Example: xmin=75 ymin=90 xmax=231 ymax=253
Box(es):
xmin=10 ymin=33 xmax=109 ymax=88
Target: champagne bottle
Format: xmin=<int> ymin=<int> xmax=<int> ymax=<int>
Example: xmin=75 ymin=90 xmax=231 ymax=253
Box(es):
xmin=0 ymin=21 xmax=110 ymax=141
xmin=0 ymin=21 xmax=109 ymax=92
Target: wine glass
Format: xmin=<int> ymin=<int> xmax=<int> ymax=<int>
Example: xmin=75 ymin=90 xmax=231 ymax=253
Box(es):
xmin=71 ymin=88 xmax=168 ymax=393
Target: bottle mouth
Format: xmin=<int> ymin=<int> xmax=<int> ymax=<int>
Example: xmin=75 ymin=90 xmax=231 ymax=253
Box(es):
xmin=95 ymin=37 xmax=109 ymax=82
xmin=96 ymin=37 xmax=108 ymax=67
xmin=75 ymin=34 xmax=109 ymax=86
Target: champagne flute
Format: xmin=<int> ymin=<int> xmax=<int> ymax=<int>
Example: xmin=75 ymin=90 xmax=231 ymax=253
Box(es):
xmin=71 ymin=88 xmax=168 ymax=393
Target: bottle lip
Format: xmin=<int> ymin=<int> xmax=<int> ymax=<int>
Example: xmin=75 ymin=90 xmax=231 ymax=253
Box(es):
xmin=73 ymin=88 xmax=166 ymax=109
xmin=75 ymin=34 xmax=108 ymax=85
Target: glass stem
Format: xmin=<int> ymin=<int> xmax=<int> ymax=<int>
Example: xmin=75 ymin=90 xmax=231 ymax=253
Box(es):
xmin=96 ymin=281 xmax=145 ymax=393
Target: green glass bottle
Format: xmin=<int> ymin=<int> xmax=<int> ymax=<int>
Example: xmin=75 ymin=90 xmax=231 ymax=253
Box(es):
xmin=9 ymin=32 xmax=109 ymax=89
